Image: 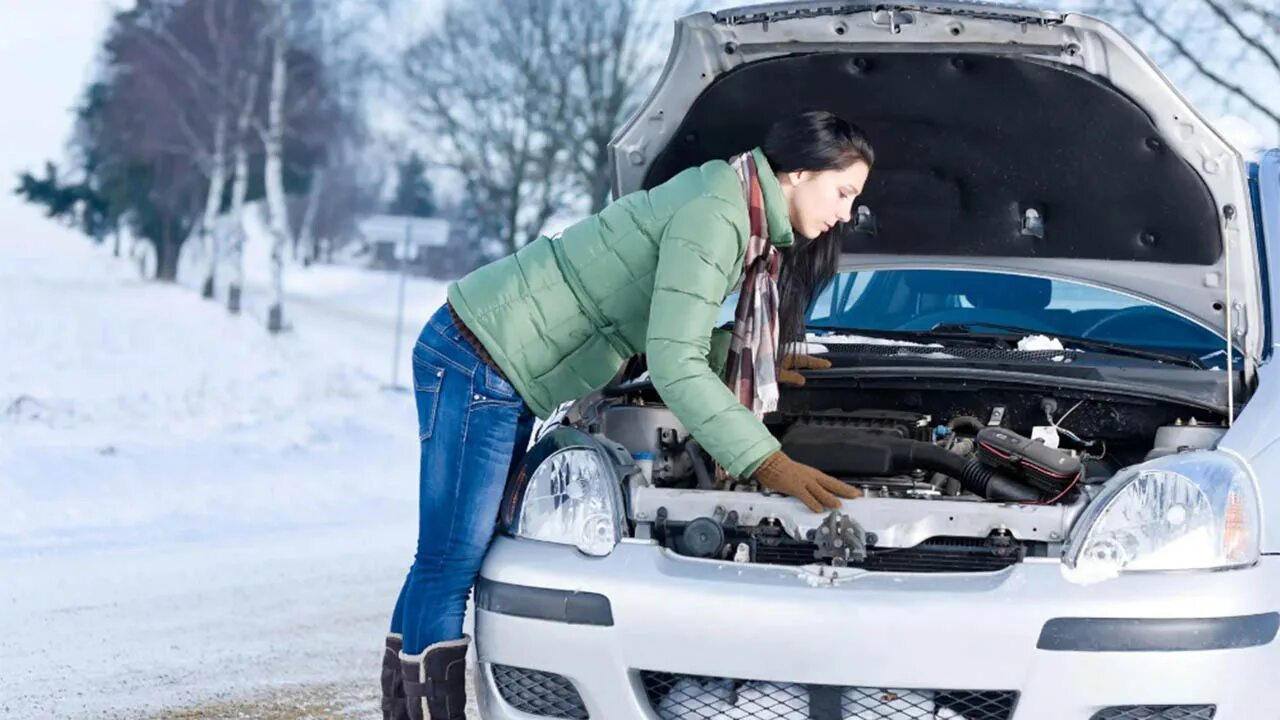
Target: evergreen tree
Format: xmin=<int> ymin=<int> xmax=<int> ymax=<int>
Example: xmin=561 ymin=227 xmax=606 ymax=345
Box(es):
xmin=388 ymin=153 xmax=436 ymax=218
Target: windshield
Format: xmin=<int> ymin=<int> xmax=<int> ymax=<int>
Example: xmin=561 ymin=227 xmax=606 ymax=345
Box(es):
xmin=804 ymin=269 xmax=1227 ymax=363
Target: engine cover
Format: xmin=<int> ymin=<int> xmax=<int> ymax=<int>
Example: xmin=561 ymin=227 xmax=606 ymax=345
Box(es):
xmin=976 ymin=427 xmax=1082 ymax=496
xmin=785 ymin=410 xmax=934 ymax=442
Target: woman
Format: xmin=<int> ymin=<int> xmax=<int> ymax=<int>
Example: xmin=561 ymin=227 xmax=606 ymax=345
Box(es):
xmin=383 ymin=110 xmax=875 ymax=720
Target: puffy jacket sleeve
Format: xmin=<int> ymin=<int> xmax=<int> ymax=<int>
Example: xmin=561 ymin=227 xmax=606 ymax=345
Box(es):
xmin=707 ymin=327 xmax=732 ymax=377
xmin=646 ymin=196 xmax=781 ymax=479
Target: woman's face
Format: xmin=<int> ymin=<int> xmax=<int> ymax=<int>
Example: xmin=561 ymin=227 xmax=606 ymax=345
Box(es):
xmin=779 ymin=160 xmax=871 ymax=241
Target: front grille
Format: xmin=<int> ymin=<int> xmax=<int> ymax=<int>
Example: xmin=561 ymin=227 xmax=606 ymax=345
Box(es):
xmin=865 ymin=537 xmax=1022 ymax=573
xmin=1091 ymin=707 xmax=1216 ymax=720
xmin=491 ymin=664 xmax=589 ymax=719
xmin=640 ymin=671 xmax=1018 ymax=720
xmin=753 ymin=540 xmax=826 ymax=566
xmin=753 ymin=536 xmax=1021 ymax=573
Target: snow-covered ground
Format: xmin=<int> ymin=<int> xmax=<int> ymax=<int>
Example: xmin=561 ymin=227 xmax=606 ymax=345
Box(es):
xmin=0 ymin=211 xmax=460 ymax=718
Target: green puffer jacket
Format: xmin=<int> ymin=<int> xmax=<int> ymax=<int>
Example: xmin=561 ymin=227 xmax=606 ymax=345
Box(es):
xmin=447 ymin=147 xmax=794 ymax=478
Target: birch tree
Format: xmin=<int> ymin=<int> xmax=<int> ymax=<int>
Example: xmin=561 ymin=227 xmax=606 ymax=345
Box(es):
xmin=258 ymin=0 xmax=292 ymax=333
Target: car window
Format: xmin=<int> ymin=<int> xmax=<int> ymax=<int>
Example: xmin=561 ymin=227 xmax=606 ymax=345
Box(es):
xmin=809 ymin=272 xmax=874 ymax=321
xmin=804 ymin=268 xmax=1225 ymax=361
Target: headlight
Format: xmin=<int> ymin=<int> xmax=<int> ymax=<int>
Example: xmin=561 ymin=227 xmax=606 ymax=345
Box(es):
xmin=512 ymin=447 xmax=622 ymax=556
xmin=1063 ymin=450 xmax=1260 ymax=582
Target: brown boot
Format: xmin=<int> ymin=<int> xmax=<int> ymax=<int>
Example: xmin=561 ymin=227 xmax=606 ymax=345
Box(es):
xmin=400 ymin=635 xmax=470 ymax=720
xmin=381 ymin=633 xmax=410 ymax=720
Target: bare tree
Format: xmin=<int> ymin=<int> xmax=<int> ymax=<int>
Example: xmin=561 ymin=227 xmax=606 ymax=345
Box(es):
xmin=91 ymin=2 xmax=228 ymax=280
xmin=120 ymin=0 xmax=275 ymax=295
xmin=287 ymin=0 xmax=381 ymax=264
xmin=1129 ymin=1 xmax=1279 ymax=130
xmin=1063 ymin=0 xmax=1280 ymax=145
xmin=561 ymin=0 xmax=665 ymax=213
xmin=1233 ymin=1 xmax=1280 ymax=35
xmin=400 ymin=0 xmax=663 ymax=257
xmin=221 ymin=0 xmax=365 ymax=314
xmin=400 ymin=0 xmax=573 ymax=257
xmin=243 ymin=0 xmax=381 ymax=330
xmin=226 ymin=57 xmax=265 ymax=314
xmin=257 ymin=0 xmax=292 ymax=333
xmin=43 ymin=0 xmax=370 ymax=306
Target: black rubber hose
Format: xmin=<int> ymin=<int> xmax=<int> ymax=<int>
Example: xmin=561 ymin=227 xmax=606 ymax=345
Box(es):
xmin=894 ymin=439 xmax=1042 ymax=501
xmin=685 ymin=439 xmax=715 ymax=490
xmin=958 ymin=460 xmax=1044 ymax=502
xmin=894 ymin=438 xmax=962 ymax=473
xmin=812 ymin=434 xmax=1043 ymax=502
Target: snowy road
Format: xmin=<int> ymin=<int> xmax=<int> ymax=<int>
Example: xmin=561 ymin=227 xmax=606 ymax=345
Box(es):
xmin=2 ymin=526 xmax=412 ymax=718
xmin=0 ymin=220 xmax=480 ymax=718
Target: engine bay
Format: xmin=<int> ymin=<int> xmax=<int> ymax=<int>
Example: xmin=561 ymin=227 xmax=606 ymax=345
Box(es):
xmin=595 ymin=380 xmax=1230 ymax=571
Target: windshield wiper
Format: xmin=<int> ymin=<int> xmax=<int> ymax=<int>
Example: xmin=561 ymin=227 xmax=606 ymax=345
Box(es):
xmin=804 ymin=325 xmax=997 ymax=347
xmin=927 ymin=322 xmax=1206 ymax=368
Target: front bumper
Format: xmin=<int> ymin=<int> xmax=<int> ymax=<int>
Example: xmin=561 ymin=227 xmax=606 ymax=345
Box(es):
xmin=474 ymin=537 xmax=1280 ymax=720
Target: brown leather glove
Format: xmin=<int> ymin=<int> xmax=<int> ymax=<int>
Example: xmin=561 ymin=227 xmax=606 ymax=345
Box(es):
xmin=752 ymin=450 xmax=862 ymax=512
xmin=778 ymin=353 xmax=832 ymax=387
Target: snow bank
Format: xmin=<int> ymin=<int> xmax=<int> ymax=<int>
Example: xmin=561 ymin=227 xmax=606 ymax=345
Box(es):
xmin=0 ymin=216 xmax=430 ymax=552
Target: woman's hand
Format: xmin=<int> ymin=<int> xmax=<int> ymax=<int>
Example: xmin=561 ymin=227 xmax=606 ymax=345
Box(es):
xmin=778 ymin=353 xmax=831 ymax=387
xmin=752 ymin=450 xmax=862 ymax=512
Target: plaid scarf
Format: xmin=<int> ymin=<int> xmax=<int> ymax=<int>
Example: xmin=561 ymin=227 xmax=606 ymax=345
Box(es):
xmin=722 ymin=152 xmax=782 ymax=418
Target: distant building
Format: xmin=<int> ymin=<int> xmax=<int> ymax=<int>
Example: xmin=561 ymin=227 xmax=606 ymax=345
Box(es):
xmin=355 ymin=214 xmax=450 ymax=272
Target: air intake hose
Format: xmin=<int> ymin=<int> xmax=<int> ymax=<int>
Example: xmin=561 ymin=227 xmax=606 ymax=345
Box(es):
xmin=883 ymin=438 xmax=1042 ymax=502
xmin=782 ymin=428 xmax=1043 ymax=502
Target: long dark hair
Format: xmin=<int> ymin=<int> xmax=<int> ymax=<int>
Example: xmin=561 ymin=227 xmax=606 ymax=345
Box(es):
xmin=761 ymin=110 xmax=875 ymax=346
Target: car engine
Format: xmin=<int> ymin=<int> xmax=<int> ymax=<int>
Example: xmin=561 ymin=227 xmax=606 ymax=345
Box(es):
xmin=592 ymin=386 xmax=1229 ymax=571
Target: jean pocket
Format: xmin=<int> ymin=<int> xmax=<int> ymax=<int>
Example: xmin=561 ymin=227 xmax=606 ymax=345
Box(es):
xmin=478 ymin=364 xmax=520 ymax=404
xmin=412 ymin=356 xmax=445 ymax=441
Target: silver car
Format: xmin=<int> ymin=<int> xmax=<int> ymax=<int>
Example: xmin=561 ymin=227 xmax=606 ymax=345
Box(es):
xmin=472 ymin=3 xmax=1280 ymax=718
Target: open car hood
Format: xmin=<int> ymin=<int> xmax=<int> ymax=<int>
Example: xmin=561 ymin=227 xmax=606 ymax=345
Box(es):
xmin=610 ymin=1 xmax=1262 ymax=365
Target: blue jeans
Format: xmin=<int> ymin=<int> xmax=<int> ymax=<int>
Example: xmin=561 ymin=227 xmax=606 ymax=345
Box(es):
xmin=390 ymin=304 xmax=535 ymax=655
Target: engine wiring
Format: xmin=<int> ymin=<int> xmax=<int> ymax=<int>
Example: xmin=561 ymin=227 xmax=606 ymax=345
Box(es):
xmin=1045 ymin=399 xmax=1106 ymax=462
